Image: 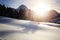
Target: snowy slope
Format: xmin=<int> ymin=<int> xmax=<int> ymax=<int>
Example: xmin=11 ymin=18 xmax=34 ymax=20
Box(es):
xmin=0 ymin=16 xmax=60 ymax=40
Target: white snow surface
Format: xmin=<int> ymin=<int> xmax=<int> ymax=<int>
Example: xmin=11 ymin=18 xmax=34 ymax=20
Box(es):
xmin=0 ymin=16 xmax=60 ymax=40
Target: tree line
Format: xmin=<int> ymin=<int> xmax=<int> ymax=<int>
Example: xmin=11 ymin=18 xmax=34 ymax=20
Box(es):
xmin=0 ymin=4 xmax=60 ymax=23
xmin=0 ymin=4 xmax=28 ymax=20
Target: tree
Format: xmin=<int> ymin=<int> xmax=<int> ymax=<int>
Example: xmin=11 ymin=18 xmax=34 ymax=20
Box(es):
xmin=18 ymin=5 xmax=29 ymax=20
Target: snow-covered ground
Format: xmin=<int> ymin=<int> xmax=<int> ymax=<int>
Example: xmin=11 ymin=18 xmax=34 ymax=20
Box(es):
xmin=0 ymin=16 xmax=60 ymax=40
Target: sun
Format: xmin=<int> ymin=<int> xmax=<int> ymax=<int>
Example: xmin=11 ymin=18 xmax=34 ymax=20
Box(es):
xmin=32 ymin=3 xmax=52 ymax=17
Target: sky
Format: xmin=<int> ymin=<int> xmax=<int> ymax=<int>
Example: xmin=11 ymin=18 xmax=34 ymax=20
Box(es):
xmin=0 ymin=0 xmax=60 ymax=12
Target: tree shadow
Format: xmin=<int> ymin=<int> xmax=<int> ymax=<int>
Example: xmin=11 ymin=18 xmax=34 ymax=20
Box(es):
xmin=0 ymin=16 xmax=45 ymax=33
xmin=0 ymin=16 xmax=12 ymax=24
xmin=0 ymin=31 xmax=14 ymax=37
xmin=44 ymin=23 xmax=60 ymax=28
xmin=0 ymin=30 xmax=25 ymax=38
xmin=0 ymin=16 xmax=46 ymax=38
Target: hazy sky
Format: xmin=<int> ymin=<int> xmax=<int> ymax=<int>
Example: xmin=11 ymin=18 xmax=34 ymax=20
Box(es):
xmin=0 ymin=0 xmax=60 ymax=12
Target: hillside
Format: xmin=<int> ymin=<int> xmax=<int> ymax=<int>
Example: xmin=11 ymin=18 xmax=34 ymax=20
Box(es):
xmin=0 ymin=16 xmax=60 ymax=40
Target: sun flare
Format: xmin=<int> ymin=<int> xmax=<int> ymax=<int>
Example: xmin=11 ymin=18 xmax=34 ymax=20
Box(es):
xmin=32 ymin=3 xmax=52 ymax=17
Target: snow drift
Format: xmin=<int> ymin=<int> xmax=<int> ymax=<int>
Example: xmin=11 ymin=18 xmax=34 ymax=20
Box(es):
xmin=0 ymin=16 xmax=60 ymax=40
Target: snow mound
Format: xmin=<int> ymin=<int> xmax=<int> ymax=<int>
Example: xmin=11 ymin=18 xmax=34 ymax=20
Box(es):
xmin=0 ymin=16 xmax=60 ymax=40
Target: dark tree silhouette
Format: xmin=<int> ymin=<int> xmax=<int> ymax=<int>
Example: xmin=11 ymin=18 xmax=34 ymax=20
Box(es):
xmin=0 ymin=4 xmax=60 ymax=24
xmin=0 ymin=4 xmax=29 ymax=20
xmin=0 ymin=4 xmax=19 ymax=19
xmin=18 ymin=5 xmax=29 ymax=20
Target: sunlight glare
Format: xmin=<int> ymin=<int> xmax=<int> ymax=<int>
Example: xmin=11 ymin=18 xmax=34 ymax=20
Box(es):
xmin=32 ymin=3 xmax=52 ymax=17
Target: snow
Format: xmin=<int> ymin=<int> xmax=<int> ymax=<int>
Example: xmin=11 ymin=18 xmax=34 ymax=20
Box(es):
xmin=0 ymin=16 xmax=60 ymax=40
